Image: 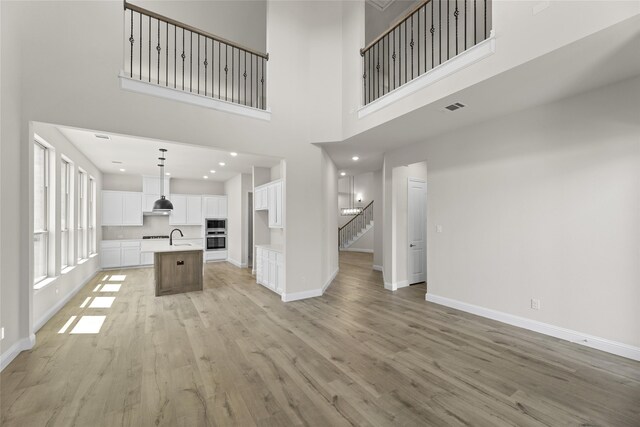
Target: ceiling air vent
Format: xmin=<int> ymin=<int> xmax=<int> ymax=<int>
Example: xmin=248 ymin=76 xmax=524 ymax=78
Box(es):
xmin=95 ymin=134 xmax=111 ymax=140
xmin=443 ymin=102 xmax=466 ymax=112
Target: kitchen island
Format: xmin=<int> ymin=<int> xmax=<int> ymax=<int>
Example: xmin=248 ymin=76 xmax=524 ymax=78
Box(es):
xmin=141 ymin=240 xmax=204 ymax=296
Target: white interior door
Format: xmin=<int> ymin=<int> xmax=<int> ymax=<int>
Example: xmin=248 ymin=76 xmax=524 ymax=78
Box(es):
xmin=408 ymin=178 xmax=427 ymax=285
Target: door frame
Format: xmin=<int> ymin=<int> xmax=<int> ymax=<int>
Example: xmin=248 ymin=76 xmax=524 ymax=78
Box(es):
xmin=407 ymin=177 xmax=427 ymax=285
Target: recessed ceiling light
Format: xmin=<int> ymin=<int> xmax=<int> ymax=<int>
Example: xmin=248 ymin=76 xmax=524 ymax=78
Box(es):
xmin=230 ymin=152 xmax=238 ymax=157
xmin=219 ymin=162 xmax=226 ymax=166
xmin=203 ymin=175 xmax=208 ymax=179
xmin=209 ymin=170 xmax=216 ymax=174
xmin=165 ymin=172 xmax=171 ymax=176
xmin=340 ymin=172 xmax=346 ymax=176
xmin=119 ymin=168 xmax=126 ymax=172
xmin=352 ymin=156 xmax=359 ymax=161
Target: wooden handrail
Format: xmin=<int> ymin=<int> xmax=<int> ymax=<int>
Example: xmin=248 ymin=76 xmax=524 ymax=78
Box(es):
xmin=124 ymin=1 xmax=269 ymax=60
xmin=339 ymin=200 xmax=374 ymax=232
xmin=361 ymin=0 xmax=431 ymax=55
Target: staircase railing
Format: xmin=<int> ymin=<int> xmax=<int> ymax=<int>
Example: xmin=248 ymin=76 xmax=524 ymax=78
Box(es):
xmin=339 ymin=201 xmax=374 ymax=248
xmin=123 ymin=1 xmax=268 ymax=110
xmin=361 ymin=0 xmax=492 ymax=105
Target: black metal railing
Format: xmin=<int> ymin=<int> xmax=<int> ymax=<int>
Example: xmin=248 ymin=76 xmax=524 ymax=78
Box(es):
xmin=339 ymin=201 xmax=374 ymax=248
xmin=124 ymin=1 xmax=268 ymax=110
xmin=361 ymin=0 xmax=492 ymax=105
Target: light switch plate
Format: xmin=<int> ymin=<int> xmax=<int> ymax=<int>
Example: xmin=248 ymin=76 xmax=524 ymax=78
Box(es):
xmin=436 ymin=225 xmax=443 ymax=233
xmin=531 ymin=298 xmax=541 ymax=310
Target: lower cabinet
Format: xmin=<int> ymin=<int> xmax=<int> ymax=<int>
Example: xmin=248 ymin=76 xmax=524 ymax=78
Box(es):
xmin=205 ymin=250 xmax=227 ymax=262
xmin=101 ymin=241 xmax=142 ymax=269
xmin=141 ymin=252 xmax=154 ymax=266
xmin=256 ymin=246 xmax=284 ymax=295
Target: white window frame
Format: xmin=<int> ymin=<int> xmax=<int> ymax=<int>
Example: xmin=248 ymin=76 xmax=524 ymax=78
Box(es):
xmin=77 ymin=169 xmax=88 ymax=262
xmin=60 ymin=159 xmax=72 ymax=270
xmin=89 ymin=176 xmax=97 ymax=255
xmin=33 ymin=140 xmax=50 ymax=285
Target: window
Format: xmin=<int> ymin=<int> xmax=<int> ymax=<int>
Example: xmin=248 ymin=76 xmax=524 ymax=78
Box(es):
xmin=89 ymin=177 xmax=96 ymax=255
xmin=34 ymin=141 xmax=49 ymax=284
xmin=77 ymin=170 xmax=88 ymax=261
xmin=61 ymin=160 xmax=72 ymax=269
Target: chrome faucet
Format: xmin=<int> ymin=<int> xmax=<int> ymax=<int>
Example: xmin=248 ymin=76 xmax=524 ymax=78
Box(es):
xmin=169 ymin=228 xmax=183 ymax=245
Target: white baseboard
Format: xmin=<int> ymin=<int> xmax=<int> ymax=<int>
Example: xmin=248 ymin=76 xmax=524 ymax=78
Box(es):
xmin=227 ymin=258 xmax=248 ymax=268
xmin=425 ymin=293 xmax=640 ymax=362
xmin=34 ymin=271 xmax=97 ymax=332
xmin=340 ymin=248 xmax=374 ymax=253
xmin=384 ymin=280 xmax=408 ymax=291
xmin=372 ymin=265 xmax=383 ymax=272
xmin=1 ymin=333 xmax=36 ymax=372
xmin=322 ymin=267 xmax=339 ymax=293
xmin=282 ymin=267 xmax=339 ymax=302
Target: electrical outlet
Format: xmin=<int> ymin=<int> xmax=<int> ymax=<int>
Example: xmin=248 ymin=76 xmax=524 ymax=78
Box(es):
xmin=1 ymin=327 xmax=5 ymax=340
xmin=436 ymin=225 xmax=443 ymax=233
xmin=531 ymin=298 xmax=541 ymax=310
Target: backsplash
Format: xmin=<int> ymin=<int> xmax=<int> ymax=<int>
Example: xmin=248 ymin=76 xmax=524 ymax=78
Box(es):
xmin=102 ymin=215 xmax=203 ymax=240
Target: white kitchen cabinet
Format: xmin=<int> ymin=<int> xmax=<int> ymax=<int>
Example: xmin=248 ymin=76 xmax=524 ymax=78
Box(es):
xmin=170 ymin=194 xmax=203 ymax=225
xmin=186 ymin=196 xmax=203 ymax=224
xmin=122 ymin=192 xmax=143 ymax=225
xmin=268 ymin=181 xmax=283 ymax=228
xmin=169 ymin=194 xmax=187 ymax=225
xmin=101 ymin=241 xmax=122 ymax=269
xmin=255 ymin=186 xmax=268 ymax=211
xmin=255 ymin=245 xmax=283 ymax=295
xmin=102 ymin=191 xmax=143 ymax=226
xmin=203 ymin=195 xmax=227 ymax=219
xmin=255 ymin=180 xmax=283 ymax=228
xmin=121 ymin=241 xmax=141 ymax=266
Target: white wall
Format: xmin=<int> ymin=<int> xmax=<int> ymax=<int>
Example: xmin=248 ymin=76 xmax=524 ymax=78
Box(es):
xmin=321 ymin=150 xmax=339 ymax=286
xmin=383 ymin=76 xmax=640 ymax=349
xmin=341 ymin=0 xmax=640 ymax=141
xmin=225 ymin=173 xmax=252 ymax=268
xmin=373 ymin=169 xmax=383 ymax=268
xmin=365 ymin=0 xmax=418 ymax=44
xmin=1 ymin=0 xmax=344 ymax=358
xmin=134 ymin=0 xmax=267 ymax=52
xmin=31 ymin=123 xmax=103 ymax=334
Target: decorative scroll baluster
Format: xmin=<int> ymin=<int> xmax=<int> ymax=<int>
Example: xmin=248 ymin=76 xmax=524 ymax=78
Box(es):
xmin=156 ymin=19 xmax=161 ymax=84
xmin=204 ymin=38 xmax=208 ymax=95
xmin=392 ymin=30 xmax=396 ymax=90
xmin=181 ymin=29 xmax=185 ymax=90
xmin=189 ymin=32 xmax=193 ymax=92
xmin=410 ymin=15 xmax=414 ymax=80
xmin=129 ymin=11 xmax=134 ymax=78
xmin=244 ymin=52 xmax=247 ymax=106
xmin=455 ymin=1 xmax=459 ymax=55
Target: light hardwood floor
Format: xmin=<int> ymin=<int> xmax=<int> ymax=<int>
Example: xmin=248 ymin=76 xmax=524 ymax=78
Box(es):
xmin=2 ymin=252 xmax=639 ymax=426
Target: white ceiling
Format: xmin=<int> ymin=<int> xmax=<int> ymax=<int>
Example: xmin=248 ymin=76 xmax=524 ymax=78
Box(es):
xmin=323 ymin=14 xmax=640 ymax=175
xmin=58 ymin=126 xmax=280 ymax=181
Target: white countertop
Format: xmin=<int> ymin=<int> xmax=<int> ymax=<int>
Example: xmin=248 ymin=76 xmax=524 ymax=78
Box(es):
xmin=140 ymin=240 xmax=204 ymax=253
xmin=255 ymin=244 xmax=284 ymax=253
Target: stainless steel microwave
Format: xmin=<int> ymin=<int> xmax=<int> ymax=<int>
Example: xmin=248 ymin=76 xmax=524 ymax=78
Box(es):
xmin=206 ymin=218 xmax=226 ymax=232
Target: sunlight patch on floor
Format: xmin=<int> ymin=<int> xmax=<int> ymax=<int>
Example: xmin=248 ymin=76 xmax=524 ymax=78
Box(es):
xmin=109 ymin=275 xmax=127 ymax=281
xmin=70 ymin=316 xmax=106 ymax=334
xmin=58 ymin=316 xmax=77 ymax=334
xmin=100 ymin=284 xmax=121 ymax=292
xmin=89 ymin=297 xmax=115 ymax=309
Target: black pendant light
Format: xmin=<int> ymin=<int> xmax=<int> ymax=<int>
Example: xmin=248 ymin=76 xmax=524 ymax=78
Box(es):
xmin=152 ymin=148 xmax=173 ymax=212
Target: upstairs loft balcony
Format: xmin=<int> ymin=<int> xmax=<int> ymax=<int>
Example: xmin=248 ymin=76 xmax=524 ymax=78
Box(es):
xmin=361 ymin=0 xmax=493 ymax=110
xmin=121 ymin=1 xmax=269 ymax=119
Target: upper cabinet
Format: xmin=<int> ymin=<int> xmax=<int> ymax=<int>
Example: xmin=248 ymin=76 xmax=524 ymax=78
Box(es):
xmin=142 ymin=175 xmax=171 ymax=212
xmin=102 ymin=191 xmax=143 ymax=226
xmin=255 ymin=180 xmax=283 ymax=228
xmin=203 ymin=195 xmax=227 ymax=219
xmin=169 ymin=194 xmax=206 ymax=225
